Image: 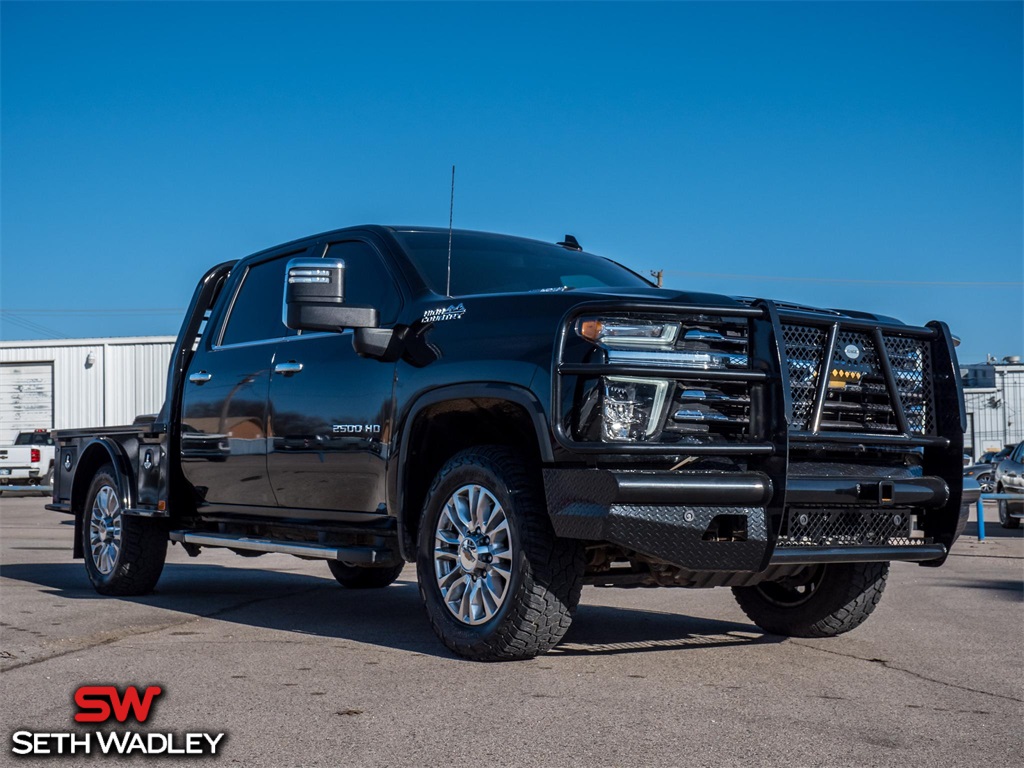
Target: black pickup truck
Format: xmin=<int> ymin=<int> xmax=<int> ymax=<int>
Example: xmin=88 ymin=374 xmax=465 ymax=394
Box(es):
xmin=49 ymin=226 xmax=966 ymax=660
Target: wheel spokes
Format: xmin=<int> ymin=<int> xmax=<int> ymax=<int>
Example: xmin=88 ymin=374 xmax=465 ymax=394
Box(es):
xmin=433 ymin=483 xmax=515 ymax=626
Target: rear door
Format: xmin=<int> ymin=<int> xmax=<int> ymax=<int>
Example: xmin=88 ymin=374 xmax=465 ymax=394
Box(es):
xmin=267 ymin=238 xmax=404 ymax=515
xmin=180 ymin=248 xmax=307 ymax=509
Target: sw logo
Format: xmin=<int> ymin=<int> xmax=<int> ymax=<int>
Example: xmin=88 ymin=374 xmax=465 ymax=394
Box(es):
xmin=74 ymin=685 xmax=163 ymax=723
xmin=9 ymin=684 xmax=225 ymax=757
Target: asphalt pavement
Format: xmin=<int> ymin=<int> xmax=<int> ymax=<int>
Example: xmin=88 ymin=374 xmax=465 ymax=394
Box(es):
xmin=1 ymin=494 xmax=1021 ymax=767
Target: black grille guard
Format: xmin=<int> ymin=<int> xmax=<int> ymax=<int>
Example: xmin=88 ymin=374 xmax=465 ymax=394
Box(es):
xmin=551 ymin=299 xmax=967 ymax=564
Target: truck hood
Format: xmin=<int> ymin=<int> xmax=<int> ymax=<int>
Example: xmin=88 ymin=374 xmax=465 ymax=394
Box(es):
xmin=548 ymin=286 xmax=907 ymax=325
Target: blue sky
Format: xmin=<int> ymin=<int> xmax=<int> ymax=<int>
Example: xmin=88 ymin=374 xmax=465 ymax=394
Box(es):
xmin=2 ymin=1 xmax=1021 ymax=364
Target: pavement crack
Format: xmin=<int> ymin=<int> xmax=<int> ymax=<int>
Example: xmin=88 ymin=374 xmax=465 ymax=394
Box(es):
xmin=0 ymin=584 xmax=327 ymax=673
xmin=790 ymin=641 xmax=1023 ymax=703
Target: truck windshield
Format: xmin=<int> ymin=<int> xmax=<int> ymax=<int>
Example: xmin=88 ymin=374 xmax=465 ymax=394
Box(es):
xmin=393 ymin=230 xmax=652 ymax=296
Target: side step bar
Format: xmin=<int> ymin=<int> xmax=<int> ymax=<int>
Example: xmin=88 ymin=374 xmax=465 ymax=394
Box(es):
xmin=168 ymin=531 xmax=390 ymax=564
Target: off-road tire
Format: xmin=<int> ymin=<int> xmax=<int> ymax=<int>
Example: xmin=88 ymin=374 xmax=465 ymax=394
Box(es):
xmin=82 ymin=464 xmax=167 ymax=596
xmin=417 ymin=446 xmax=584 ymax=661
xmin=732 ymin=561 xmax=889 ymax=638
xmin=327 ymin=560 xmax=406 ymax=589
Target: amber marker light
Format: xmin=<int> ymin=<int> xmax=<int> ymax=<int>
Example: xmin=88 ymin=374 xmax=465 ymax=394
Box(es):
xmin=578 ymin=319 xmax=604 ymax=342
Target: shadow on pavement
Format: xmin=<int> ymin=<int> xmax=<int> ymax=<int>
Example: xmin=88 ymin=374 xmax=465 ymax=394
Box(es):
xmin=961 ymin=521 xmax=1023 ymax=539
xmin=933 ymin=577 xmax=1024 ymax=601
xmin=0 ymin=560 xmax=772 ymax=658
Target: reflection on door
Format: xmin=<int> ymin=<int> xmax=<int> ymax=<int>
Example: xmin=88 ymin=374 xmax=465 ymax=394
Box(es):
xmin=180 ymin=345 xmax=277 ymax=507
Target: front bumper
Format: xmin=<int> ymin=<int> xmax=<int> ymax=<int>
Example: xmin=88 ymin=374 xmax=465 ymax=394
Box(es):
xmin=544 ymin=468 xmax=951 ymax=571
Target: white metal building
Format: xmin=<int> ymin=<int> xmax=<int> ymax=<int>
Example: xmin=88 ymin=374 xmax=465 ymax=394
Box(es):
xmin=962 ymin=358 xmax=1024 ymax=460
xmin=0 ymin=336 xmax=175 ymax=444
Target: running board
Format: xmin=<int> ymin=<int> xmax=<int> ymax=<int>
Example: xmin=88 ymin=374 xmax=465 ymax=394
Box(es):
xmin=168 ymin=531 xmax=389 ymax=564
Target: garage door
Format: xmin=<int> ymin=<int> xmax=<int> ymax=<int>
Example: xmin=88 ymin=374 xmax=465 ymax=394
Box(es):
xmin=0 ymin=363 xmax=54 ymax=444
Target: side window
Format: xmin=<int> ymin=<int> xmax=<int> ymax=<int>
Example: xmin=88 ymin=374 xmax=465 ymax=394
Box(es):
xmin=220 ymin=254 xmax=296 ymax=346
xmin=324 ymin=241 xmax=401 ymax=325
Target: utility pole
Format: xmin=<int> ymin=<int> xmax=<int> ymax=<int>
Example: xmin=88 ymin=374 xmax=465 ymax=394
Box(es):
xmin=650 ymin=269 xmax=663 ymax=288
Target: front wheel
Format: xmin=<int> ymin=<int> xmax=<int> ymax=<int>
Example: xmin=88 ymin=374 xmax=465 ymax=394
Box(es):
xmin=997 ymin=491 xmax=1022 ymax=529
xmin=82 ymin=465 xmax=167 ymax=596
xmin=976 ymin=472 xmax=995 ymax=494
xmin=732 ymin=561 xmax=889 ymax=638
xmin=417 ymin=446 xmax=584 ymax=661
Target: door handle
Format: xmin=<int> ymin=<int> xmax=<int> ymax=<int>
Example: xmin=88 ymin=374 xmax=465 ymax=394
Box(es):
xmin=274 ymin=361 xmax=304 ymax=376
xmin=189 ymin=371 xmax=213 ymax=384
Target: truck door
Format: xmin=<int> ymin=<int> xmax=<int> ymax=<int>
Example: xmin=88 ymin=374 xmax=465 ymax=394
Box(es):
xmin=267 ymin=239 xmax=402 ymax=515
xmin=1003 ymin=443 xmax=1024 ymax=494
xmin=180 ymin=251 xmax=304 ymax=509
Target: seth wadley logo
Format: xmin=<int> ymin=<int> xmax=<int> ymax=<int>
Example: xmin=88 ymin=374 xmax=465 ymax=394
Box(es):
xmin=10 ymin=685 xmax=226 ymax=757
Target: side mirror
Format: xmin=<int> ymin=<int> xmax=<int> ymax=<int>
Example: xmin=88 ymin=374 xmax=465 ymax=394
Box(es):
xmin=284 ymin=258 xmax=379 ymax=332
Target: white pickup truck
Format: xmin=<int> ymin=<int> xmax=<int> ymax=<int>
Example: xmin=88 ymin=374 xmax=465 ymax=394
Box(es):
xmin=0 ymin=430 xmax=55 ymax=492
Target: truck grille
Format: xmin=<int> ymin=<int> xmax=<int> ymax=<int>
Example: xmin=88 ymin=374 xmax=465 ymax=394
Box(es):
xmin=775 ymin=508 xmax=920 ymax=548
xmin=781 ymin=323 xmax=933 ymax=436
xmin=780 ymin=325 xmax=825 ymax=430
xmin=661 ymin=316 xmax=753 ymax=442
xmin=883 ymin=335 xmax=934 ymax=434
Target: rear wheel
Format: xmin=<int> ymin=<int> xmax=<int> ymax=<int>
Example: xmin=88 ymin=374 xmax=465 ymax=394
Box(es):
xmin=327 ymin=560 xmax=405 ymax=589
xmin=81 ymin=465 xmax=167 ymax=596
xmin=976 ymin=472 xmax=995 ymax=494
xmin=417 ymin=446 xmax=584 ymax=661
xmin=732 ymin=561 xmax=888 ymax=638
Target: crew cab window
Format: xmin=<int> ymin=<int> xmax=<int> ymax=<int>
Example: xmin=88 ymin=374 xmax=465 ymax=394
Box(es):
xmin=219 ymin=255 xmax=295 ymax=346
xmin=323 ymin=241 xmax=401 ymax=325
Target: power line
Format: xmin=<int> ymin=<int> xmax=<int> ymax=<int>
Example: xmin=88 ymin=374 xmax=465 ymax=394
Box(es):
xmin=660 ymin=271 xmax=1023 ymax=287
xmin=0 ymin=313 xmax=65 ymax=339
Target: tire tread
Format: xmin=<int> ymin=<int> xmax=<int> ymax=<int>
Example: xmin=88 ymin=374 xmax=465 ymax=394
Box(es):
xmin=84 ymin=466 xmax=167 ymax=596
xmin=732 ymin=561 xmax=888 ymax=638
xmin=418 ymin=446 xmax=584 ymax=661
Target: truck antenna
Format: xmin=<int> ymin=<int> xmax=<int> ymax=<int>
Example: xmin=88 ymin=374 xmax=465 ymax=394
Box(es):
xmin=446 ymin=165 xmax=455 ymax=298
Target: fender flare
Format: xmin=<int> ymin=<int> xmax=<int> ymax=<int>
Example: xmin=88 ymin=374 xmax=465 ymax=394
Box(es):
xmin=389 ymin=382 xmax=552 ymax=561
xmin=71 ymin=438 xmax=136 ymax=559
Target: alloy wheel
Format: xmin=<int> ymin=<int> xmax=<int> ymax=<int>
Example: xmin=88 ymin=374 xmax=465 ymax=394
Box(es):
xmin=89 ymin=484 xmax=123 ymax=575
xmin=433 ymin=484 xmax=514 ymax=625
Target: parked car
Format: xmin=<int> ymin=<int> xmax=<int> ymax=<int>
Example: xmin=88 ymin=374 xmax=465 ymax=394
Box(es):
xmin=964 ymin=463 xmax=997 ymax=493
xmin=993 ymin=441 xmax=1024 ymax=529
xmin=49 ymin=225 xmax=966 ymax=660
xmin=979 ymin=448 xmax=1012 ymax=464
xmin=963 ymin=446 xmax=1013 ymax=493
xmin=0 ymin=429 xmax=55 ymax=493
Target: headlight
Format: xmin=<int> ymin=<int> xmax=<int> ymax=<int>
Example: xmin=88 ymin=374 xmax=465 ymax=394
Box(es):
xmin=577 ymin=318 xmax=679 ymax=348
xmin=602 ymin=376 xmax=669 ymax=441
xmin=576 ymin=316 xmax=745 ymax=370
